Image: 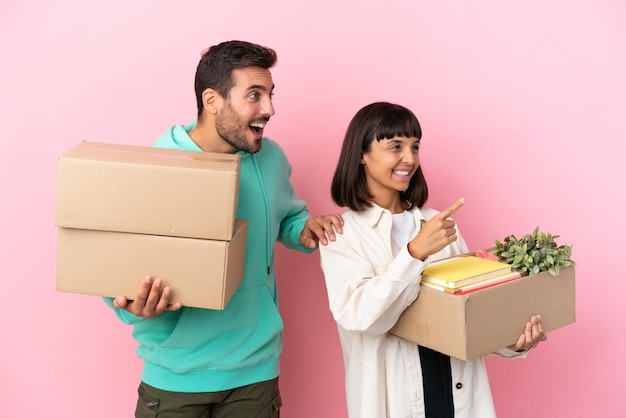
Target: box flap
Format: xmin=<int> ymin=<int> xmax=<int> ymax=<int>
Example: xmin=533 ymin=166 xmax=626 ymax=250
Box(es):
xmin=63 ymin=141 xmax=240 ymax=170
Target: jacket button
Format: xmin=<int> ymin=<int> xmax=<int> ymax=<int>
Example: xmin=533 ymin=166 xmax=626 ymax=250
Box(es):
xmin=456 ymin=382 xmax=463 ymax=389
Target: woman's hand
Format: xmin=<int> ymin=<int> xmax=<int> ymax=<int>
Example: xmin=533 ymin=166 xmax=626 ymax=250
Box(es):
xmin=408 ymin=198 xmax=465 ymax=261
xmin=508 ymin=315 xmax=548 ymax=352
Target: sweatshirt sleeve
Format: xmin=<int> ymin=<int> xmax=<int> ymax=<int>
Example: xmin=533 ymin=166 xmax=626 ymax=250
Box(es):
xmin=319 ymin=235 xmax=426 ymax=335
xmin=276 ymin=185 xmax=313 ymax=253
xmin=265 ymin=141 xmax=314 ymax=253
xmin=102 ymin=297 xmax=147 ymax=324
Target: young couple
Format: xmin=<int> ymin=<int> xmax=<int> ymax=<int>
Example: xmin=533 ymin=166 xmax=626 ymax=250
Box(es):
xmin=107 ymin=40 xmax=547 ymax=418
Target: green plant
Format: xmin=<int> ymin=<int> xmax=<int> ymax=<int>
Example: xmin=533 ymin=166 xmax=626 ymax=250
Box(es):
xmin=493 ymin=226 xmax=575 ymax=276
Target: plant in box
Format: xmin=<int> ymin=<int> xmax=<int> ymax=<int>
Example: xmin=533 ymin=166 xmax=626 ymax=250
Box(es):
xmin=493 ymin=226 xmax=575 ymax=276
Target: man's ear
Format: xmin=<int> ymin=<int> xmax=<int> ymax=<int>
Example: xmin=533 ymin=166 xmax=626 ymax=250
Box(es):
xmin=201 ymin=88 xmax=222 ymax=114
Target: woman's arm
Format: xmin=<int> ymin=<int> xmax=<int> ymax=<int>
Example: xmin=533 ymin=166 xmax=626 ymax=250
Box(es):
xmin=320 ymin=235 xmax=425 ymax=335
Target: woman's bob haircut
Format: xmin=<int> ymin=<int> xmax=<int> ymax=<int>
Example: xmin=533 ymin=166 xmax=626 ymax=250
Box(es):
xmin=331 ymin=102 xmax=428 ymax=211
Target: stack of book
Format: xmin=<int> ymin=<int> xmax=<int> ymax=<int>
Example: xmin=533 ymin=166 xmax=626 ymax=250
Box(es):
xmin=420 ymin=255 xmax=523 ymax=295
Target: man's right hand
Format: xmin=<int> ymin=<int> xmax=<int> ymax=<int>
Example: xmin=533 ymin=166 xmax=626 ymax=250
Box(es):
xmin=113 ymin=275 xmax=182 ymax=318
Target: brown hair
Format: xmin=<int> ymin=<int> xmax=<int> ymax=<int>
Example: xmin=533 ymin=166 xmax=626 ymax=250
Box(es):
xmin=194 ymin=40 xmax=277 ymax=118
xmin=331 ymin=102 xmax=428 ymax=211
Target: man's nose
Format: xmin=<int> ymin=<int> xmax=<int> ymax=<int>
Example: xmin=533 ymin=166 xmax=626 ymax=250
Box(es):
xmin=261 ymin=97 xmax=275 ymax=117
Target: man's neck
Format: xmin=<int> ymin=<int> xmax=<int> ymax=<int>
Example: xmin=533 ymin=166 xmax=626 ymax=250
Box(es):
xmin=188 ymin=121 xmax=236 ymax=154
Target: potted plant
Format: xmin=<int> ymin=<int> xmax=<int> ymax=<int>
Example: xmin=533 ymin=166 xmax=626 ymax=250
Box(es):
xmin=492 ymin=226 xmax=575 ymax=276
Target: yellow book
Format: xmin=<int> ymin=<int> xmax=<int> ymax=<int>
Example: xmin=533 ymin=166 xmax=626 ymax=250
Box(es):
xmin=421 ymin=256 xmax=512 ymax=288
xmin=421 ymin=271 xmax=522 ymax=293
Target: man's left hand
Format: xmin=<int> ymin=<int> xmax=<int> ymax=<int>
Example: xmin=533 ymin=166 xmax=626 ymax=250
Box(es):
xmin=300 ymin=214 xmax=344 ymax=249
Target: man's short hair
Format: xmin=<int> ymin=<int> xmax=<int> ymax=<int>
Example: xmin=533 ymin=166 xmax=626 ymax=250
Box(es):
xmin=194 ymin=40 xmax=277 ymax=118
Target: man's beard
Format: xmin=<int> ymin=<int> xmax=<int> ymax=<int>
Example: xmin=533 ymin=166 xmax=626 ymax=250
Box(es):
xmin=215 ymin=102 xmax=263 ymax=154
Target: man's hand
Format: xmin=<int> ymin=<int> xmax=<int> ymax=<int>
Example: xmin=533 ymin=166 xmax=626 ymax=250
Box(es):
xmin=300 ymin=214 xmax=344 ymax=249
xmin=508 ymin=314 xmax=548 ymax=352
xmin=408 ymin=198 xmax=465 ymax=261
xmin=113 ymin=276 xmax=182 ymax=318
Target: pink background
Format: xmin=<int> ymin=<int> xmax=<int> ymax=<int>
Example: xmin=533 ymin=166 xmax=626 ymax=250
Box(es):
xmin=2 ymin=1 xmax=624 ymax=417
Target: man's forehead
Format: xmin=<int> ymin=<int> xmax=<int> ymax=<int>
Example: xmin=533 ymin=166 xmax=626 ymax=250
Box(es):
xmin=232 ymin=67 xmax=274 ymax=90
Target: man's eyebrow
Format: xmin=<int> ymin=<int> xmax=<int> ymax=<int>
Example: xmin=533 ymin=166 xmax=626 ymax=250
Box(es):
xmin=247 ymin=84 xmax=275 ymax=91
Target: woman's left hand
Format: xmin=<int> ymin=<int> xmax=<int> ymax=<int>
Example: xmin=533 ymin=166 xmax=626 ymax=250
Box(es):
xmin=508 ymin=315 xmax=548 ymax=352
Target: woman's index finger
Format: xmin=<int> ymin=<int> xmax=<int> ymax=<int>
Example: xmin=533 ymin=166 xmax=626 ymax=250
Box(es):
xmin=438 ymin=198 xmax=466 ymax=219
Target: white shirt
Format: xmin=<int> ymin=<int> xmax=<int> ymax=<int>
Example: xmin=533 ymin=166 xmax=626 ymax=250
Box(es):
xmin=319 ymin=204 xmax=521 ymax=418
xmin=391 ymin=210 xmax=417 ymax=256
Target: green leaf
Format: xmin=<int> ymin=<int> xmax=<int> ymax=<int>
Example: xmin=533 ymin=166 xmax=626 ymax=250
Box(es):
xmin=493 ymin=227 xmax=575 ymax=277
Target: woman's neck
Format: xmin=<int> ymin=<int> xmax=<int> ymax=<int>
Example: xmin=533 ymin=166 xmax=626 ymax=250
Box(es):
xmin=371 ymin=195 xmax=408 ymax=214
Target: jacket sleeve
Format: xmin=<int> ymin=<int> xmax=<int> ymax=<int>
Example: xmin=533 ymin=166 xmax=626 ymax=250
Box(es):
xmin=319 ymin=234 xmax=426 ymax=335
xmin=490 ymin=347 xmax=529 ymax=359
xmin=319 ymin=211 xmax=472 ymax=336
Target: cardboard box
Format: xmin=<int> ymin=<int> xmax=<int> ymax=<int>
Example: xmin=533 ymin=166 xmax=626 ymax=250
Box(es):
xmin=56 ymin=141 xmax=240 ymax=241
xmin=389 ymin=266 xmax=575 ymax=360
xmin=56 ymin=220 xmax=247 ymax=310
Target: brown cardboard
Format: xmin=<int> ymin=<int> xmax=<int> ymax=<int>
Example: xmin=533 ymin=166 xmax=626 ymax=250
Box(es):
xmin=389 ymin=266 xmax=575 ymax=360
xmin=56 ymin=220 xmax=247 ymax=310
xmin=56 ymin=141 xmax=240 ymax=240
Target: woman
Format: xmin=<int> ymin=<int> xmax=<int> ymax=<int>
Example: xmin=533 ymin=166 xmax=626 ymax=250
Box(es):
xmin=319 ymin=102 xmax=546 ymax=418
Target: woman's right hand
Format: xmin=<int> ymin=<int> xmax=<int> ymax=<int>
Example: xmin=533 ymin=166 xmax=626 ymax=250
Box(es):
xmin=407 ymin=198 xmax=465 ymax=261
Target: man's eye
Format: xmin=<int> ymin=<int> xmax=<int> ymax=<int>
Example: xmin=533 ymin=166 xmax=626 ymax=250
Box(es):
xmin=249 ymin=92 xmax=259 ymax=100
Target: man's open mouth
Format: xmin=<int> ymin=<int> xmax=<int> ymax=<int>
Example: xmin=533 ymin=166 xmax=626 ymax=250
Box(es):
xmin=249 ymin=121 xmax=267 ymax=134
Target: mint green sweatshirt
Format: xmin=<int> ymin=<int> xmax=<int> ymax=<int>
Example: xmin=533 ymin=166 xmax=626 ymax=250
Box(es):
xmin=105 ymin=122 xmax=313 ymax=392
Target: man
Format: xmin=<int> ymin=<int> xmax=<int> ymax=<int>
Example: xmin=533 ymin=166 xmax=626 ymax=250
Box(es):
xmin=105 ymin=40 xmax=343 ymax=417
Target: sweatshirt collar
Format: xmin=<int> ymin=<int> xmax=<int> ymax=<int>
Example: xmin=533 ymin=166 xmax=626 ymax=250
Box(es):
xmin=174 ymin=121 xmax=251 ymax=159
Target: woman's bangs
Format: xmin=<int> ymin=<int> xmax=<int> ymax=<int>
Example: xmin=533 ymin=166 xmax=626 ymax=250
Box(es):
xmin=374 ymin=110 xmax=422 ymax=141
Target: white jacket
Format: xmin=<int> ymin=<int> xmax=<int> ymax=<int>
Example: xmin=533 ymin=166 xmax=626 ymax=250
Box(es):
xmin=319 ymin=204 xmax=521 ymax=418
